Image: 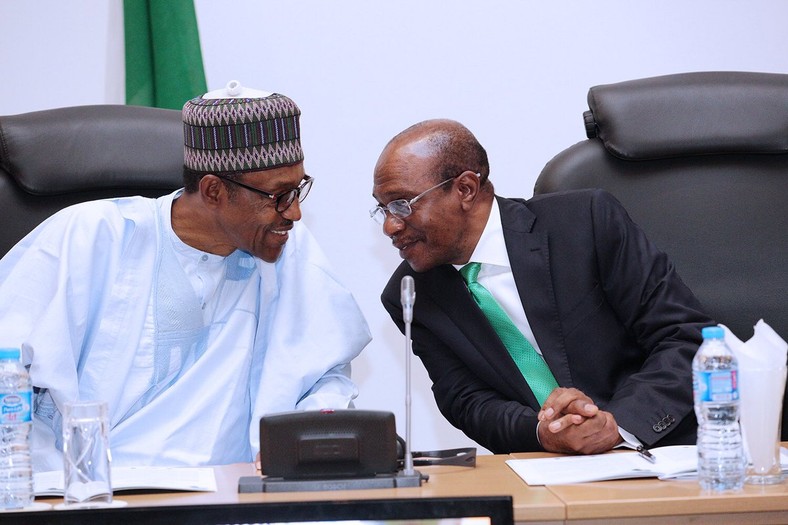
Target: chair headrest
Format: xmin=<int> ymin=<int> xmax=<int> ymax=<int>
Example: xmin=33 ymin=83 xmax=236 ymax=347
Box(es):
xmin=0 ymin=104 xmax=184 ymax=195
xmin=585 ymin=71 xmax=788 ymax=160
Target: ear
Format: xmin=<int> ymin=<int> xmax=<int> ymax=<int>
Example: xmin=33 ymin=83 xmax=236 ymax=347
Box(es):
xmin=456 ymin=170 xmax=481 ymax=209
xmin=198 ymin=174 xmax=226 ymax=208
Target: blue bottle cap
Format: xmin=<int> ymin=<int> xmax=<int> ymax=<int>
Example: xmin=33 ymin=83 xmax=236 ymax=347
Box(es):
xmin=701 ymin=326 xmax=724 ymax=340
xmin=0 ymin=348 xmax=21 ymax=360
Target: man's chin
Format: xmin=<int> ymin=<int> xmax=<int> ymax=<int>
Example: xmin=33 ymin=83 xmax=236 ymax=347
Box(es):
xmin=405 ymin=257 xmax=432 ymax=273
xmin=256 ymin=246 xmax=285 ymax=263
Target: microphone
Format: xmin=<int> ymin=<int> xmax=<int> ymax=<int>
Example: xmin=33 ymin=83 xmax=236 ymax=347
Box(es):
xmin=400 ymin=275 xmax=416 ymax=476
xmin=401 ymin=276 xmax=415 ymax=323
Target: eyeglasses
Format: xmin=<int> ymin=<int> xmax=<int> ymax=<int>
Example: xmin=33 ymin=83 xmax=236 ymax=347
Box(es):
xmin=217 ymin=174 xmax=313 ymax=213
xmin=369 ymin=173 xmax=472 ymax=225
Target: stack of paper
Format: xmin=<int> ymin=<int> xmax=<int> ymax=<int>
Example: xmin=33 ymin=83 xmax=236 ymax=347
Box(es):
xmin=33 ymin=466 xmax=217 ymax=496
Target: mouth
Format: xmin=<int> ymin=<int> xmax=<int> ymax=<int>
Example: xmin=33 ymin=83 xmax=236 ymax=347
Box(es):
xmin=270 ymin=225 xmax=292 ymax=237
xmin=392 ymin=237 xmax=417 ymax=258
xmin=267 ymin=227 xmax=292 ymax=247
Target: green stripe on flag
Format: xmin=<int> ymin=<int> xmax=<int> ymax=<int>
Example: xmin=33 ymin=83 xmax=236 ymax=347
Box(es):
xmin=124 ymin=0 xmax=207 ymax=109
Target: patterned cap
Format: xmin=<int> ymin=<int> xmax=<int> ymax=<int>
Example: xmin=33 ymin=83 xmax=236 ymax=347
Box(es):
xmin=182 ymin=83 xmax=303 ymax=173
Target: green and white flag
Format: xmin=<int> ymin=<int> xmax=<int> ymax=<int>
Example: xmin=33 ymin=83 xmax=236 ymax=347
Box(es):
xmin=124 ymin=0 xmax=207 ymax=109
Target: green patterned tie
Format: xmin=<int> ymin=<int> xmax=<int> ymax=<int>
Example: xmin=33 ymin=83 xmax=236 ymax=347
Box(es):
xmin=460 ymin=262 xmax=559 ymax=405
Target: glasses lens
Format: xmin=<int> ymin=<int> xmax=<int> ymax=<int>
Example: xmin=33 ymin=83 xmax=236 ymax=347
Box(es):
xmin=387 ymin=200 xmax=412 ymax=219
xmin=275 ymin=190 xmax=298 ymax=213
xmin=367 ymin=206 xmax=381 ymax=224
xmin=275 ymin=177 xmax=313 ymax=213
xmin=298 ymin=177 xmax=313 ymax=203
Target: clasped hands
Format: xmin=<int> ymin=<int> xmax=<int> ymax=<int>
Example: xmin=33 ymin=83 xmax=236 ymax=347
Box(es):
xmin=537 ymin=387 xmax=622 ymax=454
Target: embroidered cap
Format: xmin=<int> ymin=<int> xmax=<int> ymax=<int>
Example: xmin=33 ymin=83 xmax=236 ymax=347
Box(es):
xmin=182 ymin=80 xmax=303 ymax=173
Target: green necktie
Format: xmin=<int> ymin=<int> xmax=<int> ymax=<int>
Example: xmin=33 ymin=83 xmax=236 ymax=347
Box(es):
xmin=460 ymin=262 xmax=559 ymax=405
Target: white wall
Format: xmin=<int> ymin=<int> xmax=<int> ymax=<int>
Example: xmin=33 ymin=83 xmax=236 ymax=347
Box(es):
xmin=2 ymin=0 xmax=787 ymax=455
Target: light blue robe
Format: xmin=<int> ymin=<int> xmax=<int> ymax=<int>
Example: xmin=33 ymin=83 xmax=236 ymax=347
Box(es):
xmin=0 ymin=191 xmax=371 ymax=470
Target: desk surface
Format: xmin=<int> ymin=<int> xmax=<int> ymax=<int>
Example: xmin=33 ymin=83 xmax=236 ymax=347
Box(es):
xmin=39 ymin=455 xmax=566 ymax=525
xmin=35 ymin=453 xmax=788 ymax=525
xmin=510 ymin=449 xmax=788 ymax=525
xmin=546 ymin=477 xmax=788 ymax=524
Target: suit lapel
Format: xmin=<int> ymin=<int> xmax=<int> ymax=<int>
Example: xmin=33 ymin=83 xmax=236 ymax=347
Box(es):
xmin=498 ymin=197 xmax=573 ymax=389
xmin=413 ymin=264 xmax=540 ymax=404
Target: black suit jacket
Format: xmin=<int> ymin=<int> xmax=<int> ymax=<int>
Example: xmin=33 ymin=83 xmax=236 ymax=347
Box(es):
xmin=382 ymin=189 xmax=712 ymax=453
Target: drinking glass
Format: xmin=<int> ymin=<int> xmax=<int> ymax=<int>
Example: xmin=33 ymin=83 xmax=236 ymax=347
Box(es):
xmin=62 ymin=401 xmax=113 ymax=507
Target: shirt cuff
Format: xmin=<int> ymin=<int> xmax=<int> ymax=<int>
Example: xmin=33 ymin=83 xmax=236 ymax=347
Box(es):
xmin=616 ymin=426 xmax=643 ymax=450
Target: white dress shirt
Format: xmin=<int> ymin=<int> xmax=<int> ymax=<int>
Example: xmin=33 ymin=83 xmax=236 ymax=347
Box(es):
xmin=454 ymin=198 xmax=544 ymax=356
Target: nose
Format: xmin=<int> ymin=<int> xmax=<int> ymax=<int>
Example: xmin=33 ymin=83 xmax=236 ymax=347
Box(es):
xmin=381 ymin=212 xmax=404 ymax=237
xmin=281 ymin=198 xmax=302 ymax=222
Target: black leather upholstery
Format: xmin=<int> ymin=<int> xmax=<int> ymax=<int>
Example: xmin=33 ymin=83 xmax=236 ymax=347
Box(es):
xmin=0 ymin=104 xmax=184 ymax=256
xmin=535 ymin=71 xmax=788 ymax=437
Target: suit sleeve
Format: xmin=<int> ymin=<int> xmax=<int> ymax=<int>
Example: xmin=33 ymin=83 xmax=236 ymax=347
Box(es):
xmin=588 ymin=190 xmax=710 ymax=446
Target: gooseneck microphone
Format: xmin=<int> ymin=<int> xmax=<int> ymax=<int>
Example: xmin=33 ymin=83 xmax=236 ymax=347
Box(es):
xmin=400 ymin=275 xmax=416 ymax=475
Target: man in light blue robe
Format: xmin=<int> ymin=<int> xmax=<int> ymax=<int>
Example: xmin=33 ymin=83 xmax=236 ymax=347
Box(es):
xmin=0 ymin=83 xmax=371 ymax=470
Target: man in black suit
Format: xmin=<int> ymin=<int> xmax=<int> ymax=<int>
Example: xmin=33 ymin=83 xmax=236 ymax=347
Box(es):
xmin=371 ymin=119 xmax=713 ymax=454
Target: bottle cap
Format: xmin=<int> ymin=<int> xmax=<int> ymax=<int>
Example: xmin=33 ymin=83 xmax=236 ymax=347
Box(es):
xmin=701 ymin=326 xmax=724 ymax=340
xmin=0 ymin=347 xmax=21 ymax=359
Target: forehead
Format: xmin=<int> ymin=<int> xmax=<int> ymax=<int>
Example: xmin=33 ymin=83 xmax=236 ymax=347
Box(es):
xmin=373 ymin=137 xmax=439 ymax=199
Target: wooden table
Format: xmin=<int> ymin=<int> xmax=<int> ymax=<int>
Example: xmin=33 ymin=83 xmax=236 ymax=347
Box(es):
xmin=32 ymin=452 xmax=788 ymax=524
xmin=544 ymin=475 xmax=788 ymax=524
xmin=509 ymin=450 xmax=788 ymax=525
xmin=37 ymin=455 xmax=565 ymax=525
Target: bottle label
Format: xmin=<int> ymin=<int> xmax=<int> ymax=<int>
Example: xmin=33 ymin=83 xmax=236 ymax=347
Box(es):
xmin=694 ymin=370 xmax=739 ymax=402
xmin=0 ymin=391 xmax=32 ymax=424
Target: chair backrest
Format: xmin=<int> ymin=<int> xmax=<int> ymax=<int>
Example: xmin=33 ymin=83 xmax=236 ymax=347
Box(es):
xmin=0 ymin=104 xmax=184 ymax=256
xmin=534 ymin=71 xmax=788 ymax=436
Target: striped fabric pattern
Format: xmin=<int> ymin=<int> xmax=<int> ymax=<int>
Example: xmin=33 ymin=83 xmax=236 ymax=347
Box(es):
xmin=182 ymin=93 xmax=304 ymax=172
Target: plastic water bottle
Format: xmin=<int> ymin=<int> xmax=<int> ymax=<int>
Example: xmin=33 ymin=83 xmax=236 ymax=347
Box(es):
xmin=0 ymin=348 xmax=33 ymax=509
xmin=692 ymin=326 xmax=745 ymax=491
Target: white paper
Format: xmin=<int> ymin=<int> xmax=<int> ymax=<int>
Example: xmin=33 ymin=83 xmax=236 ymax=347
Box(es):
xmin=506 ymin=446 xmax=788 ymax=485
xmin=723 ymin=320 xmax=788 ymax=369
xmin=505 ymin=445 xmax=697 ymax=485
xmin=34 ymin=466 xmax=217 ymax=496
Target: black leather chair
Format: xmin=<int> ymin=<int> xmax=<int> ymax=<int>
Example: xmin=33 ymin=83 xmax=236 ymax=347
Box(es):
xmin=534 ymin=71 xmax=788 ymax=437
xmin=0 ymin=105 xmax=184 ymax=256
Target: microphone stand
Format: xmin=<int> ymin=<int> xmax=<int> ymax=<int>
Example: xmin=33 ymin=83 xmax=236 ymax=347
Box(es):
xmin=398 ymin=275 xmax=424 ymax=485
xmin=403 ymin=312 xmax=415 ymax=476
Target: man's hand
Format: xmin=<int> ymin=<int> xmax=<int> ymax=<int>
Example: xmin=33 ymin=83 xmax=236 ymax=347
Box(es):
xmin=537 ymin=387 xmax=622 ymax=454
xmin=538 ymin=387 xmax=599 ymax=427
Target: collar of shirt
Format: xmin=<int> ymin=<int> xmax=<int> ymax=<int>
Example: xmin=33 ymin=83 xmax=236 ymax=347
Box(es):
xmin=162 ymin=192 xmax=227 ymax=311
xmin=165 ymin=190 xmax=225 ymax=265
xmin=454 ymin=198 xmax=509 ymax=276
xmin=453 ymin=197 xmax=544 ymax=357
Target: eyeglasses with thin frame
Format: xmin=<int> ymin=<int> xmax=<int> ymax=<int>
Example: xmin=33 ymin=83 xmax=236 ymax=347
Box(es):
xmin=216 ymin=174 xmax=313 ymax=213
xmin=369 ymin=172 xmax=477 ymax=225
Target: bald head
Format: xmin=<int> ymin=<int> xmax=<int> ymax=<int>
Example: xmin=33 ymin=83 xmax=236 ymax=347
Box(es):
xmin=377 ymin=119 xmax=491 ymax=187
